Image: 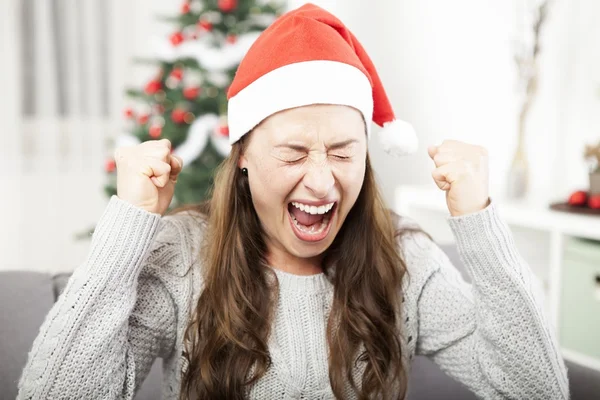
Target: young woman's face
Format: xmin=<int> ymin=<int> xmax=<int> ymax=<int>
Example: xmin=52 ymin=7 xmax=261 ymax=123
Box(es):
xmin=240 ymin=104 xmax=367 ymax=263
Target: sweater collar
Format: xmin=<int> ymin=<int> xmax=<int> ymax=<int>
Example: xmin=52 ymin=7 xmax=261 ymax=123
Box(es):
xmin=269 ymin=267 xmax=332 ymax=295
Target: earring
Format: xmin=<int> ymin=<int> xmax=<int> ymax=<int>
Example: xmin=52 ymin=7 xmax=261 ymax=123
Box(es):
xmin=241 ymin=167 xmax=248 ymax=176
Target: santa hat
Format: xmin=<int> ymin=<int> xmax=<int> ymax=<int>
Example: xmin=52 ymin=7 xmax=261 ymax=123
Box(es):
xmin=227 ymin=3 xmax=418 ymax=156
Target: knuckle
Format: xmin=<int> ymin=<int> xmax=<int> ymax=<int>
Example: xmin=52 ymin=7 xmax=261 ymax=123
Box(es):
xmin=157 ymin=147 xmax=170 ymax=159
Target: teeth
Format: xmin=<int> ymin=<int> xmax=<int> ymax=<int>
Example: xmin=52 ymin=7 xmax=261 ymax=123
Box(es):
xmin=291 ymin=201 xmax=335 ymax=215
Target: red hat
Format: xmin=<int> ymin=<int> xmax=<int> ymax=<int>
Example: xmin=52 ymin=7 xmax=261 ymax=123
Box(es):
xmin=227 ymin=3 xmax=418 ymax=156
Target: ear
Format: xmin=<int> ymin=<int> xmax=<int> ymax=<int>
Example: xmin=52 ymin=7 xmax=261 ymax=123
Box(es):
xmin=237 ymin=153 xmax=247 ymax=169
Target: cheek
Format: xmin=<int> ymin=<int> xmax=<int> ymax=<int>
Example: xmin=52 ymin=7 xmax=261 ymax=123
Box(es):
xmin=249 ymin=161 xmax=299 ymax=213
xmin=335 ymin=162 xmax=365 ymax=203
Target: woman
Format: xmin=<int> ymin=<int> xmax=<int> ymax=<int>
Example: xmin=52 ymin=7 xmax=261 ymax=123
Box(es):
xmin=18 ymin=3 xmax=568 ymax=400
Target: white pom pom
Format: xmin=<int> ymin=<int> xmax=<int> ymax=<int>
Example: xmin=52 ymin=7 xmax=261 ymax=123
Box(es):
xmin=379 ymin=119 xmax=418 ymax=157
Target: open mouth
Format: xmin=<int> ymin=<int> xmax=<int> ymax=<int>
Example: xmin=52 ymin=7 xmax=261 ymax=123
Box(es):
xmin=287 ymin=201 xmax=337 ymax=242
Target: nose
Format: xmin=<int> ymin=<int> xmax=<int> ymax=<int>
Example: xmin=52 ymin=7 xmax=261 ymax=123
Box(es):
xmin=303 ymin=158 xmax=335 ymax=199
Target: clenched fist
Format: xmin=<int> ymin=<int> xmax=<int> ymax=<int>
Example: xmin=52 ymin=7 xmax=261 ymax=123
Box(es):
xmin=114 ymin=139 xmax=183 ymax=215
xmin=428 ymin=140 xmax=490 ymax=217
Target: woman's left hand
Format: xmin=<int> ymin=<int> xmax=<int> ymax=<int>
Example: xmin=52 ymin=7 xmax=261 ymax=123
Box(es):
xmin=428 ymin=140 xmax=490 ymax=217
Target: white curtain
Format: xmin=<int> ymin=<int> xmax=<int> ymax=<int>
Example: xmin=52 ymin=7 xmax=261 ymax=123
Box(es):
xmin=0 ymin=0 xmax=132 ymax=273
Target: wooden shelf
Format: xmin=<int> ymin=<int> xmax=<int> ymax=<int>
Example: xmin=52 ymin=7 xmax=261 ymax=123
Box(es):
xmin=395 ymin=185 xmax=600 ymax=241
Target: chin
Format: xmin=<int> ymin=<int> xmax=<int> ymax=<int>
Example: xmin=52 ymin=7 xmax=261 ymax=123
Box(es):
xmin=289 ymin=237 xmax=335 ymax=259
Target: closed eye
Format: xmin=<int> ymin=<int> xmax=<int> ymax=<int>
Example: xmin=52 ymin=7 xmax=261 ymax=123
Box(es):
xmin=331 ymin=154 xmax=350 ymax=160
xmin=284 ymin=156 xmax=306 ymax=164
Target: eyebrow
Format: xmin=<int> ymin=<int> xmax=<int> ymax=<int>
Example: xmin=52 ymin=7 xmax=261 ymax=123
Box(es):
xmin=275 ymin=139 xmax=358 ymax=151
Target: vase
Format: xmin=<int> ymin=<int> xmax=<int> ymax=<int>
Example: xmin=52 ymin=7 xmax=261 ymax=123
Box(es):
xmin=590 ymin=171 xmax=600 ymax=196
xmin=507 ymin=146 xmax=529 ymax=200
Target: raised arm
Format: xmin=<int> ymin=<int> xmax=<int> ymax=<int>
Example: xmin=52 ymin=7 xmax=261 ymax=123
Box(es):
xmin=18 ymin=196 xmax=180 ymax=399
xmin=405 ymin=203 xmax=568 ymax=399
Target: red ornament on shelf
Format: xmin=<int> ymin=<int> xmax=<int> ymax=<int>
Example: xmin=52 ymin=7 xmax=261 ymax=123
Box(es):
xmin=138 ymin=114 xmax=150 ymax=125
xmin=183 ymin=86 xmax=201 ymax=99
xmin=105 ymin=158 xmax=116 ymax=173
xmin=123 ymin=107 xmax=135 ymax=119
xmin=589 ymin=195 xmax=600 ymax=209
xmin=149 ymin=125 xmax=163 ymax=138
xmin=218 ymin=0 xmax=238 ymax=12
xmin=568 ymin=190 xmax=588 ymax=207
xmin=226 ymin=34 xmax=237 ymax=44
xmin=171 ymin=108 xmax=187 ymax=124
xmin=181 ymin=2 xmax=190 ymax=14
xmin=144 ymin=80 xmax=162 ymax=95
xmin=170 ymin=32 xmax=185 ymax=46
xmin=198 ymin=19 xmax=213 ymax=31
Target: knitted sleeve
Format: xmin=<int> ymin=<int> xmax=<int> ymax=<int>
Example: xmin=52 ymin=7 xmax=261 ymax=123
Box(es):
xmin=17 ymin=196 xmax=179 ymax=399
xmin=402 ymin=201 xmax=569 ymax=399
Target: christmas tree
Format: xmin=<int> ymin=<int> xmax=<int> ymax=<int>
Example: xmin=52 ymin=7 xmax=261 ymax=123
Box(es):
xmin=104 ymin=0 xmax=285 ymax=208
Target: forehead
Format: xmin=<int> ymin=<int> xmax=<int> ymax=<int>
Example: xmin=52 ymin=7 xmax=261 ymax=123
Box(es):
xmin=257 ymin=104 xmax=366 ymax=143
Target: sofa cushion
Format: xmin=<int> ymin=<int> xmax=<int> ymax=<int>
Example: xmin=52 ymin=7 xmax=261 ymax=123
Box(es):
xmin=52 ymin=272 xmax=71 ymax=299
xmin=0 ymin=271 xmax=55 ymax=399
xmin=407 ymin=355 xmax=477 ymax=400
xmin=567 ymin=359 xmax=600 ymax=400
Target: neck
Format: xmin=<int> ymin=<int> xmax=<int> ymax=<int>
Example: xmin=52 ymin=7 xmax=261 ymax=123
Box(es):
xmin=266 ymin=244 xmax=323 ymax=276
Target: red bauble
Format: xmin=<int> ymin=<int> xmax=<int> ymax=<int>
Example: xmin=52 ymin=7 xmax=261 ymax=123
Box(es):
xmin=170 ymin=32 xmax=185 ymax=46
xmin=123 ymin=107 xmax=135 ymax=119
xmin=171 ymin=108 xmax=187 ymax=124
xmin=226 ymin=34 xmax=237 ymax=44
xmin=588 ymin=195 xmax=600 ymax=209
xmin=568 ymin=190 xmax=588 ymax=206
xmin=105 ymin=158 xmax=116 ymax=173
xmin=138 ymin=114 xmax=150 ymax=125
xmin=218 ymin=0 xmax=238 ymax=12
xmin=218 ymin=124 xmax=229 ymax=136
xmin=183 ymin=86 xmax=201 ymax=99
xmin=144 ymin=80 xmax=162 ymax=95
xmin=170 ymin=68 xmax=184 ymax=81
xmin=149 ymin=125 xmax=162 ymax=138
xmin=198 ymin=19 xmax=213 ymax=31
xmin=181 ymin=2 xmax=190 ymax=14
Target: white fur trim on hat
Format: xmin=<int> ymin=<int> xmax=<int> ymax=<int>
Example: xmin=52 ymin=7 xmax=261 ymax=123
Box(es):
xmin=227 ymin=60 xmax=373 ymax=143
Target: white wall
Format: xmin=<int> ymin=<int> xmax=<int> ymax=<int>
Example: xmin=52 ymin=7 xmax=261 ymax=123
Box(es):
xmin=290 ymin=0 xmax=600 ymax=206
xmin=555 ymin=0 xmax=600 ymax=197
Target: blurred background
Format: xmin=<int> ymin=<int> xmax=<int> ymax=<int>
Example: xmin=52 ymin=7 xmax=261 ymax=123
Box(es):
xmin=0 ymin=0 xmax=599 ymax=390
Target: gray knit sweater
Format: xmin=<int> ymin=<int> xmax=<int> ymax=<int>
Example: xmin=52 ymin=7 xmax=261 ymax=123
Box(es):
xmin=17 ymin=195 xmax=569 ymax=399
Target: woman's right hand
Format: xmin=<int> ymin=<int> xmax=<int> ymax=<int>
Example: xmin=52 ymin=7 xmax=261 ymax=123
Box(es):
xmin=114 ymin=139 xmax=183 ymax=215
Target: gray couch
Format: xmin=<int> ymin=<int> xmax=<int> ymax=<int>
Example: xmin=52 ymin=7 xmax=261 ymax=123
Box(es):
xmin=1 ymin=246 xmax=598 ymax=399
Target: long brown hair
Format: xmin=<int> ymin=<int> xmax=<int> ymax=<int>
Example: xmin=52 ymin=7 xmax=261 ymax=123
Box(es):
xmin=179 ymin=140 xmax=409 ymax=399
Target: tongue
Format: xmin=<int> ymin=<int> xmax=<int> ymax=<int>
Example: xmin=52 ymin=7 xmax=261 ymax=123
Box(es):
xmin=290 ymin=206 xmax=325 ymax=226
